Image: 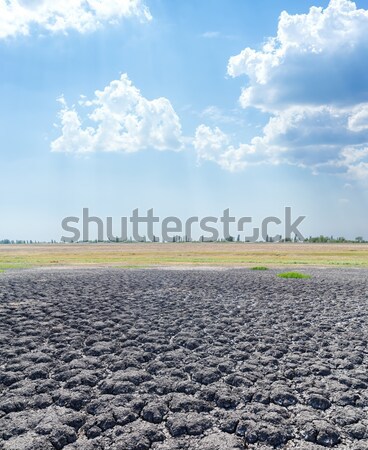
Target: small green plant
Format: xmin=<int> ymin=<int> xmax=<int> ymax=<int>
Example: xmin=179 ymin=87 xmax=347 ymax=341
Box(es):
xmin=251 ymin=266 xmax=269 ymax=271
xmin=277 ymin=271 xmax=311 ymax=279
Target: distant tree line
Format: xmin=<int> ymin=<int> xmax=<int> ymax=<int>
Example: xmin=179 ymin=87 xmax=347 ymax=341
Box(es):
xmin=0 ymin=239 xmax=58 ymax=244
xmin=304 ymin=236 xmax=366 ymax=243
xmin=1 ymin=235 xmax=367 ymax=244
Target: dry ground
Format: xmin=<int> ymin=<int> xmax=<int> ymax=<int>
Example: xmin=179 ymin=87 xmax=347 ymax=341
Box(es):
xmin=1 ymin=268 xmax=368 ymax=449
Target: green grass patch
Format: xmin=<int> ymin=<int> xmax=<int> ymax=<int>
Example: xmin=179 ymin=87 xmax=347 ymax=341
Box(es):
xmin=251 ymin=266 xmax=269 ymax=271
xmin=277 ymin=271 xmax=311 ymax=279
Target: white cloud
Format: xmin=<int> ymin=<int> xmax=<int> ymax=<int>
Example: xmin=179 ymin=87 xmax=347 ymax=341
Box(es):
xmin=200 ymin=106 xmax=245 ymax=126
xmin=228 ymin=0 xmax=368 ymax=111
xmin=51 ymin=74 xmax=183 ymax=154
xmin=195 ymin=0 xmax=368 ymax=180
xmin=194 ymin=125 xmax=229 ymax=162
xmin=347 ymin=162 xmax=368 ymax=180
xmin=194 ymin=105 xmax=368 ymax=175
xmin=201 ymin=31 xmax=236 ymax=40
xmin=201 ymin=31 xmax=220 ymax=39
xmin=258 ymin=106 xmax=368 ymax=167
xmin=348 ymin=104 xmax=368 ymax=132
xmin=0 ymin=0 xmax=151 ymax=38
xmin=194 ymin=124 xmax=259 ymax=172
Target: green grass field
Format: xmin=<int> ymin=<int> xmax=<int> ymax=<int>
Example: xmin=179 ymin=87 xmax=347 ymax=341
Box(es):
xmin=0 ymin=242 xmax=368 ymax=272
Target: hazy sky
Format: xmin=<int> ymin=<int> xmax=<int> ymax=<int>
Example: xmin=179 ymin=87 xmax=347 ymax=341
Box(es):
xmin=1 ymin=0 xmax=368 ymax=240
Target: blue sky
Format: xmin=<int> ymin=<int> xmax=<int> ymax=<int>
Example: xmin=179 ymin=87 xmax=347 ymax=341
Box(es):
xmin=1 ymin=0 xmax=368 ymax=241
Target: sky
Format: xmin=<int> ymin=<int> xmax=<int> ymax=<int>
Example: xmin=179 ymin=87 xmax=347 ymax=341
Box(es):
xmin=1 ymin=0 xmax=368 ymax=241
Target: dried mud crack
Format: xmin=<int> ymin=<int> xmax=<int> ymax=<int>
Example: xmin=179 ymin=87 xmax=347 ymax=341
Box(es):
xmin=0 ymin=268 xmax=368 ymax=449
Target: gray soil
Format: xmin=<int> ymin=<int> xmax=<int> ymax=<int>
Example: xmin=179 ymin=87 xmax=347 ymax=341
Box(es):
xmin=0 ymin=268 xmax=368 ymax=450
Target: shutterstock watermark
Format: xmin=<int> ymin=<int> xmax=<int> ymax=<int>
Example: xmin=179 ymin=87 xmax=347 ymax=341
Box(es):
xmin=61 ymin=208 xmax=306 ymax=243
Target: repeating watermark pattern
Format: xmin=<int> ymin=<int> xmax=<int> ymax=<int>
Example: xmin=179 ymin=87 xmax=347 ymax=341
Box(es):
xmin=61 ymin=208 xmax=306 ymax=243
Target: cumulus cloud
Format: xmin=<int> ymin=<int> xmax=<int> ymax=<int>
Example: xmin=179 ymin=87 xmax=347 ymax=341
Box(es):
xmin=195 ymin=105 xmax=368 ymax=177
xmin=258 ymin=106 xmax=368 ymax=167
xmin=194 ymin=124 xmax=259 ymax=172
xmin=194 ymin=125 xmax=229 ymax=162
xmin=195 ymin=0 xmax=368 ymax=180
xmin=227 ymin=0 xmax=368 ymax=111
xmin=0 ymin=0 xmax=151 ymax=38
xmin=348 ymin=104 xmax=368 ymax=132
xmin=51 ymin=74 xmax=183 ymax=154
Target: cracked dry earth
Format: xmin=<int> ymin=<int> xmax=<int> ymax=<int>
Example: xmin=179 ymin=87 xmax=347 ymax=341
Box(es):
xmin=0 ymin=269 xmax=368 ymax=450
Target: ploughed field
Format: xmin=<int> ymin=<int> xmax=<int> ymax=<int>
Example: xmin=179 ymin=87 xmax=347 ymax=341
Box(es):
xmin=0 ymin=269 xmax=368 ymax=450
